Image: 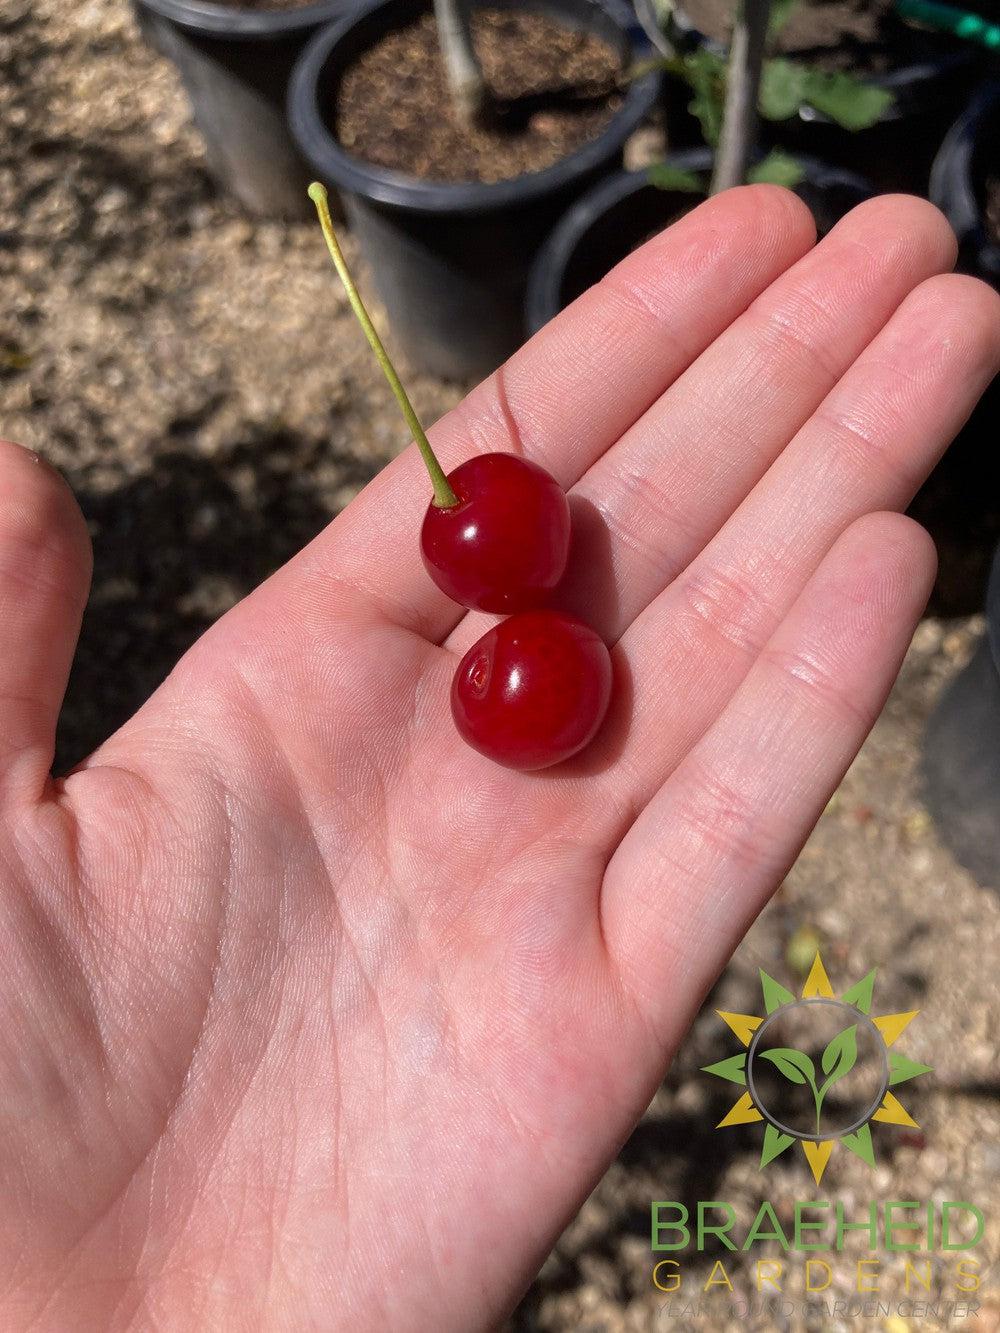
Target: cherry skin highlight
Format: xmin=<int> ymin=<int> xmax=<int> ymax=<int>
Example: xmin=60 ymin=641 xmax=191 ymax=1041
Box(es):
xmin=451 ymin=610 xmax=613 ymax=771
xmin=421 ymin=452 xmax=571 ymax=613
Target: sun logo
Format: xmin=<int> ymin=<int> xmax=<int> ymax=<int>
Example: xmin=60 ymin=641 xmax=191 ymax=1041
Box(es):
xmin=704 ymin=954 xmax=932 ymax=1186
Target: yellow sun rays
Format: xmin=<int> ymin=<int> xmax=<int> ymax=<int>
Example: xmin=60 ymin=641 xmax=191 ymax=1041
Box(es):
xmin=704 ymin=955 xmax=931 ymax=1185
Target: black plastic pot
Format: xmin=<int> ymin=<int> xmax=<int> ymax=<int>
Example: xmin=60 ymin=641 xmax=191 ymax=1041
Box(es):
xmin=134 ymin=0 xmax=354 ymax=218
xmin=930 ymin=81 xmax=1000 ymax=289
xmin=288 ymin=0 xmax=660 ymax=381
xmin=634 ymin=0 xmax=982 ymax=192
xmin=921 ymin=545 xmax=1000 ymax=889
xmin=525 ymin=151 xmax=873 ymax=331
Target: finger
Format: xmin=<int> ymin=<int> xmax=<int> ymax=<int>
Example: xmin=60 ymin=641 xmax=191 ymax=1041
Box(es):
xmin=599 ymin=272 xmax=1000 ymax=815
xmin=555 ymin=195 xmax=955 ymax=640
xmin=602 ymin=512 xmax=936 ymax=1046
xmin=444 ymin=194 xmax=956 ymax=658
xmin=289 ymin=186 xmax=815 ymax=640
xmin=0 ymin=442 xmax=92 ymax=805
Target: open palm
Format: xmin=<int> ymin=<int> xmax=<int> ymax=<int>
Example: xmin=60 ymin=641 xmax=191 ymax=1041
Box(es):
xmin=2 ymin=187 xmax=997 ymax=1330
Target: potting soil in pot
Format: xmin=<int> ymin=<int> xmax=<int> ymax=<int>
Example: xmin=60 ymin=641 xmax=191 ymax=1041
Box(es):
xmin=680 ymin=0 xmax=962 ymax=74
xmin=334 ymin=10 xmax=624 ymax=183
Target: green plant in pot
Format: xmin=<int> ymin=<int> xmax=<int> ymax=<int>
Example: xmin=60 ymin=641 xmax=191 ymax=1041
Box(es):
xmin=637 ymin=0 xmax=983 ymax=190
xmin=643 ymin=0 xmax=893 ymax=195
xmin=524 ymin=0 xmax=879 ymax=332
xmin=287 ymin=0 xmax=661 ymax=381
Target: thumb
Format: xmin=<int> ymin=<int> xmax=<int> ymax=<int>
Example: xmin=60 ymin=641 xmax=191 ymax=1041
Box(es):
xmin=0 ymin=441 xmax=92 ymax=806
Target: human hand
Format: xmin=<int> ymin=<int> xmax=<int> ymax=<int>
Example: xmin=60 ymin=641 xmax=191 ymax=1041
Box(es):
xmin=1 ymin=188 xmax=997 ymax=1330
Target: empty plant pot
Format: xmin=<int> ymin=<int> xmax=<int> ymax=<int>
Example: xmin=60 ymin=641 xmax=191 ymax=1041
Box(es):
xmin=636 ymin=0 xmax=983 ymax=193
xmin=134 ymin=0 xmax=354 ymax=218
xmin=288 ymin=0 xmax=660 ymax=380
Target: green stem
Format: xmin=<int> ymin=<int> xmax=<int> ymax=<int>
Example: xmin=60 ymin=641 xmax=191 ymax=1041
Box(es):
xmin=813 ymin=1084 xmax=825 ymax=1136
xmin=806 ymin=1074 xmax=823 ymax=1137
xmin=307 ymin=183 xmax=458 ymax=508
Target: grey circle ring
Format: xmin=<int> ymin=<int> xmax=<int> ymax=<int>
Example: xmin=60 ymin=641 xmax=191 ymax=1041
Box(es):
xmin=745 ymin=998 xmax=890 ymax=1142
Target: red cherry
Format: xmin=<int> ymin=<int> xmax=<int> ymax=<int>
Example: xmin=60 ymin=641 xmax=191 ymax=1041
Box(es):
xmin=421 ymin=453 xmax=571 ymax=613
xmin=451 ymin=610 xmax=613 ymax=771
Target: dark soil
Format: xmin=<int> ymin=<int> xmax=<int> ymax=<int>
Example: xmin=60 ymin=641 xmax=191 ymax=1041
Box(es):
xmin=335 ymin=10 xmax=624 ymax=183
xmin=985 ymin=175 xmax=1000 ymax=246
xmin=680 ymin=0 xmax=959 ymax=74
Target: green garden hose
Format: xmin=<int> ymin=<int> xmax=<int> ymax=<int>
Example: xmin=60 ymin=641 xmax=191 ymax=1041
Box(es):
xmin=896 ymin=0 xmax=1000 ymax=49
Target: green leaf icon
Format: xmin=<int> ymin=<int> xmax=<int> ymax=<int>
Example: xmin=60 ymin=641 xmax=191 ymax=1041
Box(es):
xmin=821 ymin=1024 xmax=858 ymax=1086
xmin=758 ymin=1047 xmax=816 ymax=1085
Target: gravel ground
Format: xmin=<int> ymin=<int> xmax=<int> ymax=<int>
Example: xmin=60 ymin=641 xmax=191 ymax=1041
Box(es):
xmin=1 ymin=3 xmax=997 ymax=1330
xmin=0 ymin=0 xmax=465 ymax=768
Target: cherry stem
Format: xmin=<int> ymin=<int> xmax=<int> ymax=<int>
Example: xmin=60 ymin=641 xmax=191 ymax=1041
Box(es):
xmin=308 ymin=183 xmax=459 ymax=508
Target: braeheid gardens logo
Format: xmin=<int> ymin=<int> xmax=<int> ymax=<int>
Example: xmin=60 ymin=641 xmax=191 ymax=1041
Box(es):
xmin=704 ymin=953 xmax=932 ymax=1185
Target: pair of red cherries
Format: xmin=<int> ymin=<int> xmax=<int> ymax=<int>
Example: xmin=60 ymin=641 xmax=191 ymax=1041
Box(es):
xmin=423 ymin=452 xmax=612 ymax=769
xmin=309 ymin=184 xmax=613 ymax=771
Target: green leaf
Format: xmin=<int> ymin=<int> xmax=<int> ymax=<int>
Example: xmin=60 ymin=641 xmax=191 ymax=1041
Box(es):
xmin=681 ymin=49 xmax=726 ymax=147
xmin=647 ymin=163 xmax=705 ymax=193
xmin=758 ymin=1046 xmax=816 ymax=1085
xmin=747 ymin=149 xmax=806 ymax=189
xmin=799 ymin=68 xmax=895 ymax=131
xmin=759 ymin=57 xmax=809 ymax=121
xmin=820 ymin=1024 xmax=858 ymax=1086
xmin=758 ymin=60 xmax=895 ymax=132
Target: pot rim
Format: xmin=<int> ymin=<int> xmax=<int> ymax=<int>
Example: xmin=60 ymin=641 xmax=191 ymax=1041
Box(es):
xmin=525 ymin=151 xmax=874 ymax=332
xmin=135 ymin=0 xmax=351 ymax=40
xmin=287 ymin=0 xmax=660 ymax=215
xmin=929 ymin=79 xmax=1000 ymax=273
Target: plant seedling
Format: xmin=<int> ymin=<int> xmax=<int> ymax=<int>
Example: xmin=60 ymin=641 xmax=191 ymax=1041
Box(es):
xmin=638 ymin=0 xmax=895 ymax=193
xmin=759 ymin=1022 xmax=859 ymax=1135
xmin=308 ymin=183 xmax=611 ymax=769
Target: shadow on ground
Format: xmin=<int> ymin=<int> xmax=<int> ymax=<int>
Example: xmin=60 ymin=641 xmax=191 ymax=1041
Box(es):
xmin=55 ymin=434 xmax=380 ymax=769
xmin=509 ymin=974 xmax=764 ymax=1328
